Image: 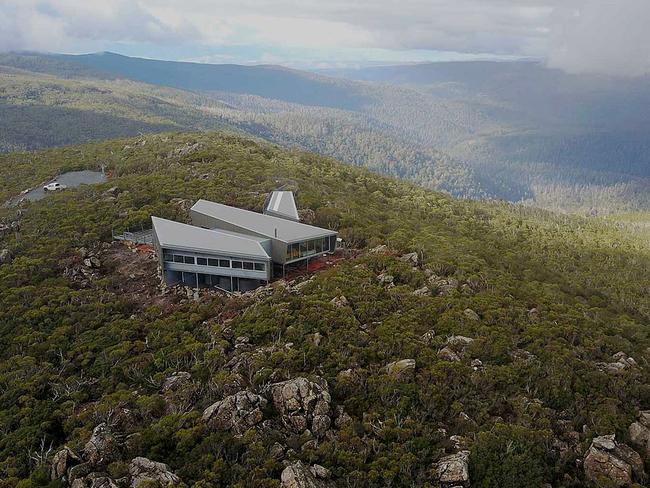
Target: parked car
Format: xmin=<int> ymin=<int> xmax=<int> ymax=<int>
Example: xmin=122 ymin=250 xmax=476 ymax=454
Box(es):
xmin=43 ymin=182 xmax=67 ymax=191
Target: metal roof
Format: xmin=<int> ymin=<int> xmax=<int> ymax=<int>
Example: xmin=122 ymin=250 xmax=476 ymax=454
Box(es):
xmin=191 ymin=199 xmax=337 ymax=243
xmin=264 ymin=191 xmax=299 ymax=221
xmin=151 ymin=216 xmax=271 ymax=259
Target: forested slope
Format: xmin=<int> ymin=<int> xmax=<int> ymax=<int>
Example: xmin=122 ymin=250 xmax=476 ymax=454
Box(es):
xmin=0 ymin=132 xmax=648 ymax=487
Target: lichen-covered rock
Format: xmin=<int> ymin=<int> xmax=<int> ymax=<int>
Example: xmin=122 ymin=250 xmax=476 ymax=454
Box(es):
xmin=280 ymin=461 xmax=334 ymax=488
xmin=413 ymin=286 xmax=429 ymax=296
xmin=129 ymin=457 xmax=181 ymax=487
xmin=434 ymin=451 xmax=470 ymax=487
xmin=202 ymin=390 xmax=267 ymax=436
xmin=446 ymin=335 xmax=474 ymax=348
xmin=584 ymin=434 xmax=644 ymax=487
xmin=399 ymin=252 xmax=419 ymax=265
xmin=629 ymin=411 xmax=650 ymax=455
xmin=50 ymin=446 xmax=81 ymax=480
xmin=428 ymin=276 xmax=459 ymax=296
xmin=269 ymin=377 xmax=332 ymax=437
xmin=84 ymin=423 xmax=118 ymax=467
xmin=596 ymin=352 xmax=637 ymax=374
xmin=377 ymin=273 xmax=394 ymax=285
xmin=385 ymin=359 xmax=416 ymax=381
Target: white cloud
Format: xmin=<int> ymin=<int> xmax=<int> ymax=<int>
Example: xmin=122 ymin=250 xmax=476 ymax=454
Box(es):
xmin=0 ymin=0 xmax=648 ymax=75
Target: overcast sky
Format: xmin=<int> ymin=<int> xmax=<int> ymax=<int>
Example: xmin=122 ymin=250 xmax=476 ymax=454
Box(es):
xmin=1 ymin=0 xmax=649 ymax=74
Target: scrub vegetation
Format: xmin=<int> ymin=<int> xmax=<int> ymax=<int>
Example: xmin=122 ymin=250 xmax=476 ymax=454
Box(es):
xmin=0 ymin=132 xmax=648 ymax=487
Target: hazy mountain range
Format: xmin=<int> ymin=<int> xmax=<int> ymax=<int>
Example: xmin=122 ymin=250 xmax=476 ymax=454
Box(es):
xmin=1 ymin=51 xmax=648 ymax=214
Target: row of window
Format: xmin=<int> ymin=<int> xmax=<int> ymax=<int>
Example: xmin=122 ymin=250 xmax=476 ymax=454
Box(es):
xmin=163 ymin=252 xmax=266 ymax=272
xmin=286 ymin=237 xmax=330 ymax=260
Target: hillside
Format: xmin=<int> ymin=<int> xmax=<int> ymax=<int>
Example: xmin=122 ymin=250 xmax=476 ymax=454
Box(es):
xmin=1 ymin=53 xmax=649 ymax=214
xmin=0 ymin=132 xmax=649 ymax=487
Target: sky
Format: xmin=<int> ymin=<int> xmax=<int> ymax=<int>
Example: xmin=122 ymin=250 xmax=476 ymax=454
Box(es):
xmin=0 ymin=0 xmax=649 ymax=75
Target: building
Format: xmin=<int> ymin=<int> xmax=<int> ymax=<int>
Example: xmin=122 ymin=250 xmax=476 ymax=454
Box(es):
xmin=152 ymin=194 xmax=337 ymax=291
xmin=263 ymin=190 xmax=299 ymax=221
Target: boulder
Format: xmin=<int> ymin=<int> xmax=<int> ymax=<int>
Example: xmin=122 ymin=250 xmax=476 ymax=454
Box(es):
xmin=269 ymin=377 xmax=332 ymax=437
xmin=428 ymin=276 xmax=459 ymax=296
xmin=202 ymin=390 xmax=267 ymax=436
xmin=162 ymin=372 xmax=191 ymax=393
xmin=50 ymin=446 xmax=81 ymax=480
xmin=84 ymin=423 xmax=118 ymax=467
xmin=129 ymin=457 xmax=181 ymax=487
xmin=629 ymin=411 xmax=650 ymax=455
xmin=434 ymin=451 xmax=470 ymax=487
xmin=399 ymin=252 xmax=419 ymax=265
xmin=369 ymin=244 xmax=389 ymax=254
xmin=385 ymin=359 xmax=416 ymax=381
xmin=438 ymin=347 xmax=461 ymax=362
xmin=413 ymin=286 xmax=429 ymax=296
xmin=330 ymin=296 xmax=349 ymax=308
xmin=596 ymin=352 xmax=637 ymax=374
xmin=463 ymin=308 xmax=480 ymax=321
xmin=377 ymin=273 xmax=394 ymax=285
xmin=103 ymin=187 xmax=121 ymax=197
xmin=446 ymin=336 xmax=474 ymax=348
xmin=584 ymin=434 xmax=644 ymax=487
xmin=0 ymin=248 xmax=12 ymax=264
xmin=280 ymin=461 xmax=334 ymax=488
xmin=421 ymin=329 xmax=436 ymax=345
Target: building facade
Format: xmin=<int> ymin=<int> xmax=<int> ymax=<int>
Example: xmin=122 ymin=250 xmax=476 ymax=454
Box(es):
xmin=152 ymin=195 xmax=337 ymax=291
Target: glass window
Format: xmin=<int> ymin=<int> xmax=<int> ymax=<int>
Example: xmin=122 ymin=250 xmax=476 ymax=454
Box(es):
xmin=232 ymin=261 xmax=243 ymax=269
xmin=184 ymin=256 xmax=195 ymax=264
xmin=243 ymin=262 xmax=254 ymax=270
xmin=308 ymin=240 xmax=315 ymax=251
xmin=292 ymin=243 xmax=299 ymax=259
xmin=300 ymin=241 xmax=308 ymax=255
xmin=219 ymin=259 xmax=230 ymax=267
xmin=163 ymin=252 xmax=173 ymax=262
xmin=254 ymin=263 xmax=265 ymax=271
xmin=315 ymin=239 xmax=323 ymax=253
xmin=174 ymin=255 xmax=184 ymax=263
xmin=196 ymin=257 xmax=207 ymax=266
xmin=323 ymin=237 xmax=329 ymax=252
xmin=208 ymin=258 xmax=219 ymax=266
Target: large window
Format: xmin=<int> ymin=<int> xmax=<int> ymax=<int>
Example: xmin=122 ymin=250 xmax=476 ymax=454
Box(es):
xmin=254 ymin=263 xmax=265 ymax=271
xmin=208 ymin=258 xmax=219 ymax=267
xmin=183 ymin=256 xmax=195 ymax=265
xmin=286 ymin=237 xmax=331 ymax=261
xmin=197 ymin=257 xmax=207 ymax=266
xmin=243 ymin=262 xmax=254 ymax=270
xmin=232 ymin=261 xmax=243 ymax=269
xmin=173 ymin=255 xmax=184 ymax=263
xmin=219 ymin=259 xmax=230 ymax=267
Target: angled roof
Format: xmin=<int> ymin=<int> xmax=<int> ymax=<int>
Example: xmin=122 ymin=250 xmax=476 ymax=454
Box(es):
xmin=151 ymin=216 xmax=270 ymax=259
xmin=191 ymin=199 xmax=336 ymax=243
xmin=264 ymin=191 xmax=299 ymax=221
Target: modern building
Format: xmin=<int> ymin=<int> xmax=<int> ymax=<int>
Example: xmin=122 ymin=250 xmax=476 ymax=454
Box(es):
xmin=152 ymin=194 xmax=337 ymax=291
xmin=263 ymin=190 xmax=299 ymax=221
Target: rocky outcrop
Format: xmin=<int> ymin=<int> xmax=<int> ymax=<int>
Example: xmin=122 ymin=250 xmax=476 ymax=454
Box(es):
xmin=202 ymin=390 xmax=267 ymax=436
xmin=385 ymin=359 xmax=416 ymax=381
xmin=51 ymin=447 xmax=81 ymax=480
xmin=629 ymin=411 xmax=650 ymax=455
xmin=583 ymin=435 xmax=644 ymax=487
xmin=269 ymin=377 xmax=332 ymax=437
xmin=280 ymin=461 xmax=334 ymax=488
xmin=413 ymin=286 xmax=429 ymax=296
xmin=162 ymin=371 xmax=191 ymax=392
xmin=596 ymin=352 xmax=637 ymax=374
xmin=463 ymin=308 xmax=480 ymax=321
xmin=129 ymin=457 xmax=181 ymax=487
xmin=438 ymin=347 xmax=461 ymax=362
xmin=84 ymin=423 xmax=118 ymax=466
xmin=428 ymin=276 xmax=459 ymax=296
xmin=377 ymin=272 xmax=394 ymax=285
xmin=434 ymin=451 xmax=470 ymax=487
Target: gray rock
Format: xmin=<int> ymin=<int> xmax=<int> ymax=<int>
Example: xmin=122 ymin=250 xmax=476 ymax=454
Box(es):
xmin=413 ymin=286 xmax=429 ymax=296
xmin=385 ymin=359 xmax=416 ymax=381
xmin=369 ymin=245 xmax=389 ymax=254
xmin=584 ymin=434 xmax=644 ymax=487
xmin=269 ymin=377 xmax=332 ymax=437
xmin=435 ymin=451 xmax=470 ymax=487
xmin=463 ymin=308 xmax=480 ymax=321
xmin=421 ymin=329 xmax=436 ymax=345
xmin=399 ymin=252 xmax=419 ymax=265
xmin=50 ymin=446 xmax=81 ymax=480
xmin=280 ymin=461 xmax=335 ymax=488
xmin=377 ymin=273 xmax=394 ymax=285
xmin=162 ymin=372 xmax=191 ymax=393
xmin=202 ymin=390 xmax=267 ymax=436
xmin=103 ymin=187 xmax=121 ymax=197
xmin=330 ymin=296 xmax=349 ymax=308
xmin=0 ymin=248 xmax=12 ymax=264
xmin=438 ymin=347 xmax=461 ymax=362
xmin=446 ymin=335 xmax=474 ymax=348
xmin=629 ymin=411 xmax=650 ymax=455
xmin=84 ymin=423 xmax=118 ymax=467
xmin=129 ymin=457 xmax=181 ymax=487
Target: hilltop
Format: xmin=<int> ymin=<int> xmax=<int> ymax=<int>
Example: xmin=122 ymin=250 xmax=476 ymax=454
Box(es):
xmin=0 ymin=132 xmax=648 ymax=487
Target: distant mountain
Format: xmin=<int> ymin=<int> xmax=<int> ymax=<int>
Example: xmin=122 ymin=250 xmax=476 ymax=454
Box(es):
xmin=1 ymin=52 xmax=648 ymax=214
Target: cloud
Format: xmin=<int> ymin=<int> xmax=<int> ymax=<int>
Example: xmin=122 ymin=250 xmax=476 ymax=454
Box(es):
xmin=0 ymin=0 xmax=648 ymax=75
xmin=546 ymin=0 xmax=650 ymax=76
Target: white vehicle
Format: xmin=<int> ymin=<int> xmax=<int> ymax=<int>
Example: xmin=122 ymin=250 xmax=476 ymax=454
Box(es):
xmin=43 ymin=182 xmax=67 ymax=191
